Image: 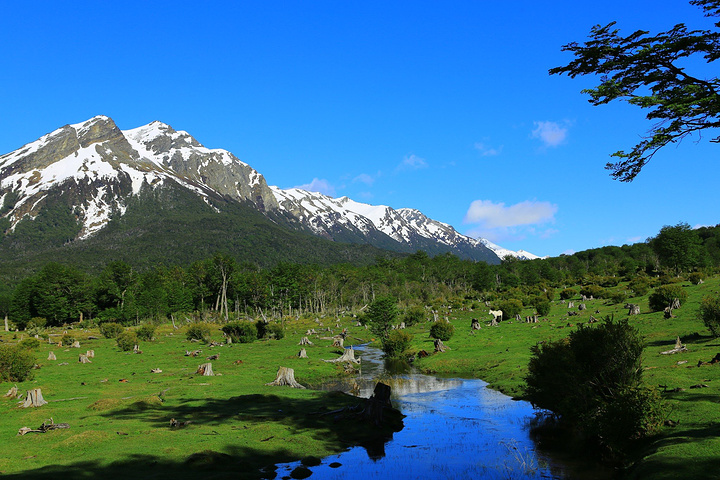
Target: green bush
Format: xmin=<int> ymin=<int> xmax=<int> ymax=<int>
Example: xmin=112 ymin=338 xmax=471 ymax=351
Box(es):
xmin=498 ymin=299 xmax=523 ymax=320
xmin=99 ymin=322 xmax=124 ymax=339
xmin=429 ymin=321 xmax=455 ymax=341
xmin=402 ymin=306 xmax=426 ymax=326
xmin=525 ymin=316 xmax=663 ymax=452
xmin=61 ymin=334 xmax=76 ymax=345
xmin=600 ymin=276 xmax=620 ymax=287
xmin=186 ymin=323 xmax=212 ymax=342
xmin=534 ymin=300 xmax=551 ymax=317
xmin=700 ymin=296 xmax=720 ymax=337
xmin=609 ymin=291 xmax=628 ymax=305
xmin=267 ymin=323 xmax=285 ymax=340
xmin=381 ymin=330 xmax=413 ymax=358
xmin=116 ymin=331 xmax=138 ymax=351
xmin=688 ymin=272 xmax=705 ymax=285
xmin=559 ymin=288 xmax=577 ymax=300
xmin=648 ymin=284 xmax=689 ymax=311
xmin=26 ymin=317 xmax=47 ymax=330
xmin=0 ymin=344 xmax=36 ymax=382
xmin=579 ymin=285 xmax=606 ymax=299
xmin=629 ymin=278 xmax=650 ymax=297
xmin=222 ymin=321 xmax=257 ymax=343
xmin=18 ymin=337 xmax=41 ymax=350
xmin=136 ymin=324 xmax=156 ymax=341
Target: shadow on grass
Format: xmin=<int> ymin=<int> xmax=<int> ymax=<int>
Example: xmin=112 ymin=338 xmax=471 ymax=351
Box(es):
xmin=0 ymin=446 xmax=295 ymax=480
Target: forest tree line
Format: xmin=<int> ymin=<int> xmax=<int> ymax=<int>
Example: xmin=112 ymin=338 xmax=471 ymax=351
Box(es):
xmin=2 ymin=222 xmax=718 ymax=329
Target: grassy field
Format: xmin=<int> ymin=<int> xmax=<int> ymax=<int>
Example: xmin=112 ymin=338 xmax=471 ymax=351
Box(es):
xmin=0 ymin=316 xmax=401 ymax=479
xmin=410 ymin=275 xmax=720 ymax=479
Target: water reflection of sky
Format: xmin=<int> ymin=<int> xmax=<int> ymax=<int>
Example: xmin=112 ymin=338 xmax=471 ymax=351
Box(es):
xmin=278 ymin=376 xmax=566 ymax=479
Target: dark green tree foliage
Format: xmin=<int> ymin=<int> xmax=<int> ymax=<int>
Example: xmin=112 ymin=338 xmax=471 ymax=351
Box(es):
xmin=498 ymin=299 xmax=523 ymax=319
xmin=700 ymin=295 xmax=720 ymax=336
xmin=0 ymin=344 xmax=36 ymax=382
xmin=550 ymin=0 xmax=720 ymax=181
xmin=363 ymin=297 xmax=398 ymax=340
xmin=116 ymin=331 xmax=138 ymax=352
xmin=99 ymin=322 xmax=124 ymax=339
xmin=221 ymin=321 xmax=257 ymax=343
xmin=651 ymin=222 xmax=707 ymax=272
xmin=382 ymin=330 xmax=413 ymax=358
xmin=525 ymin=317 xmax=663 ymax=450
xmin=186 ymin=323 xmax=211 ymax=342
xmin=648 ymin=284 xmax=689 ymax=311
xmin=429 ymin=321 xmax=455 ymax=341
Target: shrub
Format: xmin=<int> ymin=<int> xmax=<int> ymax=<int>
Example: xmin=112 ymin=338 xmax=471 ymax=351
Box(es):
xmin=648 ymin=284 xmax=689 ymax=311
xmin=498 ymin=299 xmax=523 ymax=320
xmin=559 ymin=288 xmax=577 ymax=300
xmin=688 ymin=272 xmax=705 ymax=285
xmin=222 ymin=321 xmax=257 ymax=344
xmin=116 ymin=331 xmax=138 ymax=352
xmin=429 ymin=321 xmax=455 ymax=341
xmin=609 ymin=291 xmax=628 ymax=305
xmin=61 ymin=334 xmax=76 ymax=345
xmin=534 ymin=300 xmax=551 ymax=317
xmin=186 ymin=323 xmax=212 ymax=342
xmin=629 ymin=278 xmax=650 ymax=297
xmin=26 ymin=317 xmax=47 ymax=330
xmin=0 ymin=345 xmax=36 ymax=382
xmin=402 ymin=306 xmax=426 ymax=327
xmin=99 ymin=322 xmax=124 ymax=339
xmin=18 ymin=337 xmax=41 ymax=350
xmin=600 ymin=276 xmax=620 ymax=288
xmin=255 ymin=320 xmax=268 ymax=339
xmin=525 ymin=316 xmax=663 ymax=452
xmin=382 ymin=330 xmax=413 ymax=358
xmin=579 ymin=285 xmax=606 ymax=299
xmin=136 ymin=324 xmax=156 ymax=341
xmin=267 ymin=323 xmax=285 ymax=340
xmin=700 ymin=296 xmax=720 ymax=337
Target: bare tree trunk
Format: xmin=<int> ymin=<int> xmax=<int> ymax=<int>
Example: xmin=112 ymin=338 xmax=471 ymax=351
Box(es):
xmin=4 ymin=314 xmax=8 ymax=332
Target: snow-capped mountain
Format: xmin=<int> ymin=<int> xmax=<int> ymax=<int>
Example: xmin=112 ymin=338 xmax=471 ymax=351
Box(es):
xmin=0 ymin=116 xmax=536 ymax=264
xmin=478 ymin=238 xmax=543 ymax=261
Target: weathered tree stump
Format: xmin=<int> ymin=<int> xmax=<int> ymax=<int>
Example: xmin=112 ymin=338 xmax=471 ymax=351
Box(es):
xmin=526 ymin=315 xmax=538 ymax=323
xmin=628 ymin=304 xmax=640 ymax=315
xmin=660 ymin=337 xmax=687 ymax=355
xmin=324 ymin=347 xmax=361 ymax=364
xmin=664 ymin=307 xmax=675 ymax=319
xmin=331 ymin=336 xmax=344 ymax=348
xmin=471 ymin=318 xmax=481 ymax=330
xmin=567 ymin=302 xmax=574 ymax=308
xmin=21 ymin=389 xmax=48 ymax=408
xmin=86 ymin=350 xmax=94 ymax=358
xmin=265 ymin=367 xmax=305 ymax=388
xmin=196 ymin=362 xmax=214 ymax=376
xmin=185 ymin=350 xmax=201 ymax=357
xmin=578 ymin=303 xmax=586 ymax=311
xmin=588 ymin=315 xmax=598 ymax=323
xmin=71 ymin=341 xmax=81 ymax=348
xmin=78 ymin=354 xmax=91 ymax=364
xmin=669 ymin=298 xmax=681 ymax=310
xmin=363 ymin=382 xmax=392 ymax=426
xmin=298 ymin=348 xmax=308 ymax=358
xmin=4 ymin=386 xmax=18 ymax=398
xmin=151 ymin=368 xmax=162 ymax=373
xmin=133 ymin=344 xmax=142 ymax=354
xmin=299 ymin=337 xmax=313 ymax=346
xmin=47 ymin=352 xmax=56 ymax=361
xmin=434 ymin=338 xmax=447 ymax=353
xmin=207 ymin=354 xmax=220 ymax=361
xmin=489 ymin=318 xmax=499 ymax=327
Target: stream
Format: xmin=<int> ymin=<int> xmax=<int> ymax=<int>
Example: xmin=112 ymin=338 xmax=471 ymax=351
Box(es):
xmin=275 ymin=344 xmax=613 ymax=479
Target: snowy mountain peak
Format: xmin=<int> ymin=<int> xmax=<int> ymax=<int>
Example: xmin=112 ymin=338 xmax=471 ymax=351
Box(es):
xmin=478 ymin=238 xmax=542 ymax=261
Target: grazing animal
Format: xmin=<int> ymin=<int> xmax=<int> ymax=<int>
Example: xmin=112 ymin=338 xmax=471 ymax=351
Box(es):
xmin=488 ymin=309 xmax=503 ymax=322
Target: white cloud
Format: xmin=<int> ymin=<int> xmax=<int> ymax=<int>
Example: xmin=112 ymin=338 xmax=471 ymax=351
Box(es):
xmin=464 ymin=199 xmax=558 ymax=228
xmin=474 ymin=142 xmax=503 ymax=157
xmin=353 ymin=172 xmax=378 ymax=186
xmin=293 ymin=178 xmax=336 ymax=197
xmin=396 ymin=154 xmax=428 ymax=172
xmin=626 ymin=235 xmax=643 ymax=244
xmin=531 ymin=121 xmax=568 ymax=147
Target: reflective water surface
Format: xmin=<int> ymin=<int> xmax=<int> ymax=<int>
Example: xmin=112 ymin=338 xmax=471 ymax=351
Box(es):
xmin=277 ymin=344 xmax=612 ymax=480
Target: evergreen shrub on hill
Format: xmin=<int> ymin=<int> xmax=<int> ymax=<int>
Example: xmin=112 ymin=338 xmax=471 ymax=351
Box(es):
xmin=559 ymin=288 xmax=576 ymax=300
xmin=382 ymin=330 xmax=413 ymax=358
xmin=186 ymin=323 xmax=212 ymax=342
xmin=0 ymin=345 xmax=35 ymax=382
xmin=629 ymin=278 xmax=650 ymax=297
xmin=648 ymin=284 xmax=688 ymax=311
xmin=402 ymin=306 xmax=426 ymax=327
xmin=136 ymin=324 xmax=156 ymax=341
xmin=430 ymin=321 xmax=454 ymax=341
xmin=222 ymin=321 xmax=257 ymax=343
xmin=498 ymin=299 xmax=523 ymax=320
xmin=99 ymin=322 xmax=124 ymax=339
xmin=579 ymin=285 xmax=606 ymax=299
xmin=116 ymin=331 xmax=138 ymax=351
xmin=700 ymin=296 xmax=720 ymax=336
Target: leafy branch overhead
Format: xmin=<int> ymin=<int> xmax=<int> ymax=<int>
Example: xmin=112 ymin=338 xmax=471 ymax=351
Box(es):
xmin=550 ymin=0 xmax=720 ymax=181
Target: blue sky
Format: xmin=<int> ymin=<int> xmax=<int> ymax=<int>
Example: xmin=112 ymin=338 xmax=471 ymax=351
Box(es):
xmin=1 ymin=1 xmax=717 ymax=257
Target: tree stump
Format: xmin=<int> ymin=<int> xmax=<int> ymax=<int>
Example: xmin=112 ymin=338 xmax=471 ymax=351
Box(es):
xmin=568 ymin=302 xmax=574 ymax=308
xmin=669 ymin=298 xmax=681 ymax=310
xmin=299 ymin=337 xmax=313 ymax=346
xmin=660 ymin=337 xmax=687 ymax=355
xmin=515 ymin=314 xmax=522 ymax=322
xmin=86 ymin=350 xmax=94 ymax=358
xmin=434 ymin=338 xmax=447 ymax=353
xmin=588 ymin=315 xmax=598 ymax=323
xmin=47 ymin=352 xmax=56 ymax=361
xmin=471 ymin=318 xmax=481 ymax=330
xmin=265 ymin=367 xmax=305 ymax=388
xmin=71 ymin=341 xmax=81 ymax=348
xmin=363 ymin=382 xmax=392 ymax=426
xmin=489 ymin=318 xmax=499 ymax=327
xmin=133 ymin=344 xmax=142 ymax=354
xmin=298 ymin=348 xmax=308 ymax=358
xmin=578 ymin=303 xmax=586 ymax=311
xmin=664 ymin=307 xmax=675 ymax=319
xmin=628 ymin=304 xmax=640 ymax=315
xmin=78 ymin=354 xmax=91 ymax=364
xmin=22 ymin=388 xmax=48 ymax=408
xmin=324 ymin=348 xmax=361 ymax=364
xmin=526 ymin=315 xmax=538 ymax=323
xmin=4 ymin=386 xmax=18 ymax=398
xmin=331 ymin=336 xmax=344 ymax=348
xmin=196 ymin=363 xmax=214 ymax=376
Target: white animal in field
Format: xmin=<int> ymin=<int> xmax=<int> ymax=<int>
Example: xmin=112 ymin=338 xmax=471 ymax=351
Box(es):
xmin=488 ymin=309 xmax=503 ymax=322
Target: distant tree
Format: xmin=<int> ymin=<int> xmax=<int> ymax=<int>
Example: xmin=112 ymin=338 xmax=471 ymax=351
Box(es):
xmin=651 ymin=222 xmax=706 ymax=272
xmin=550 ymin=0 xmax=720 ymax=181
xmin=363 ymin=296 xmax=398 ymax=341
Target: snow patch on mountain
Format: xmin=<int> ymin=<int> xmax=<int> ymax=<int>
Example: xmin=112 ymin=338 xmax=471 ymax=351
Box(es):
xmin=478 ymin=238 xmax=542 ymax=260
